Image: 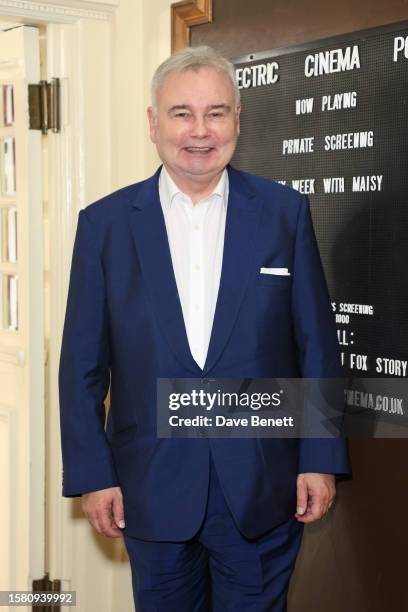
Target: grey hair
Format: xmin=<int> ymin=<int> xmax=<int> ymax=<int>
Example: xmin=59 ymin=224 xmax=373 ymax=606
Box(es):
xmin=150 ymin=45 xmax=240 ymax=110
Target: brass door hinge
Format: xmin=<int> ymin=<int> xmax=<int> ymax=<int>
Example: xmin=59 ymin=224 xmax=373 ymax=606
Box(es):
xmin=28 ymin=78 xmax=60 ymax=134
xmin=32 ymin=573 xmax=62 ymax=612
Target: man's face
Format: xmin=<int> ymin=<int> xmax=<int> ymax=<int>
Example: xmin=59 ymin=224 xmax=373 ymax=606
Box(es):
xmin=147 ymin=67 xmax=241 ymax=183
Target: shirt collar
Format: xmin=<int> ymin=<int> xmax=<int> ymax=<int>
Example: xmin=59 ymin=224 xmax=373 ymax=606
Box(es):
xmin=159 ymin=165 xmax=228 ymax=210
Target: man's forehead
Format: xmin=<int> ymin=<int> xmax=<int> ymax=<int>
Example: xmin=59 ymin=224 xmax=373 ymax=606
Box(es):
xmin=158 ymin=76 xmax=234 ymax=109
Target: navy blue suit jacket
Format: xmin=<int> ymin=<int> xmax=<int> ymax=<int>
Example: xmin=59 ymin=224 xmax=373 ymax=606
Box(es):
xmin=58 ymin=165 xmax=350 ymax=541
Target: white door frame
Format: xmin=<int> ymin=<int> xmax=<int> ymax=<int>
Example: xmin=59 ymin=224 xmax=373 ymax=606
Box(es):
xmin=0 ymin=0 xmax=120 ymax=603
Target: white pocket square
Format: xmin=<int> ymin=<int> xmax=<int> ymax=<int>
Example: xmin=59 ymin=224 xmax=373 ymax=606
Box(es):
xmin=260 ymin=267 xmax=291 ymax=276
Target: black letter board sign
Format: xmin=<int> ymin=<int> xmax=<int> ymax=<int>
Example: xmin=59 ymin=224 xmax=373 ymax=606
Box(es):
xmin=232 ymin=21 xmax=408 ymax=385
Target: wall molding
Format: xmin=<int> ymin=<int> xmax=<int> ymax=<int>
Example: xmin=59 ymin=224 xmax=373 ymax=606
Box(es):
xmin=0 ymin=0 xmax=117 ymax=23
xmin=171 ymin=0 xmax=212 ymax=52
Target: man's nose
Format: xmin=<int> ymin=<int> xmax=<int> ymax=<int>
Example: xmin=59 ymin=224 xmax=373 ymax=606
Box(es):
xmin=190 ymin=116 xmax=209 ymax=138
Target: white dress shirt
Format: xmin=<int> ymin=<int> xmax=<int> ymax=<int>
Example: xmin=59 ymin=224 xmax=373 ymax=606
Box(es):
xmin=159 ymin=165 xmax=229 ymax=370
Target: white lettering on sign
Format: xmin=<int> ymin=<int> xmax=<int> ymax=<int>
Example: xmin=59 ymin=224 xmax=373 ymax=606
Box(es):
xmin=282 ymin=137 xmax=314 ymax=154
xmin=291 ymin=179 xmax=315 ymax=194
xmin=323 ymin=177 xmax=345 ymax=193
xmin=352 ymin=175 xmax=383 ymax=192
xmin=393 ymin=36 xmax=408 ymax=62
xmin=321 ymin=91 xmax=357 ymax=111
xmin=324 ymin=131 xmax=373 ymax=150
xmin=305 ymin=45 xmax=360 ymax=77
xmin=295 ymin=98 xmax=314 ymax=114
xmin=236 ymin=62 xmax=279 ymax=89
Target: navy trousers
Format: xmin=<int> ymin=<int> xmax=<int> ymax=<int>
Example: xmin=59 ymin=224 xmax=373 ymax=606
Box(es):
xmin=123 ymin=452 xmax=304 ymax=611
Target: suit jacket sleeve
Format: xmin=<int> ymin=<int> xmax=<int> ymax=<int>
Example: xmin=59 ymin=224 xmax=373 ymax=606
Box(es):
xmin=58 ymin=208 xmax=119 ymax=496
xmin=291 ymin=194 xmax=351 ymax=477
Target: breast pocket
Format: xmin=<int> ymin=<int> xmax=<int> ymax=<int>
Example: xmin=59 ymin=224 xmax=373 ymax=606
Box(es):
xmin=257 ymin=273 xmax=292 ymax=288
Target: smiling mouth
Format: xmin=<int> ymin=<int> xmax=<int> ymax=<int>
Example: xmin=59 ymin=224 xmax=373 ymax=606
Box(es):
xmin=184 ymin=147 xmax=214 ymax=154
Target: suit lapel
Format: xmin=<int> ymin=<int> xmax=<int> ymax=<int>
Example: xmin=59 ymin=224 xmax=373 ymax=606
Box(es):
xmin=202 ymin=166 xmax=263 ymax=375
xmin=127 ymin=168 xmax=202 ymax=375
xmin=127 ymin=166 xmax=263 ymax=377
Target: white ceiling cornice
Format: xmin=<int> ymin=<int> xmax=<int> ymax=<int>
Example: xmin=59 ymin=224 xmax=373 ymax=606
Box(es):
xmin=0 ymin=0 xmax=119 ymax=22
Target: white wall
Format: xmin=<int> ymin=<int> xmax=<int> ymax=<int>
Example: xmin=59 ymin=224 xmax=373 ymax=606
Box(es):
xmin=111 ymin=0 xmax=174 ymax=190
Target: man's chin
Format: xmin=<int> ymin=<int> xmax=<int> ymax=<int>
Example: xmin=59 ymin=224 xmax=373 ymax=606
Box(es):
xmin=162 ymin=158 xmax=228 ymax=182
xmin=178 ymin=160 xmax=227 ymax=178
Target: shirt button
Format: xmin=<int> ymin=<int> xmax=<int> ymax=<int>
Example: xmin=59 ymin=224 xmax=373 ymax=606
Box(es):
xmin=194 ymin=225 xmax=200 ymax=231
xmin=195 ymin=264 xmax=201 ymax=271
xmin=194 ymin=304 xmax=199 ymax=310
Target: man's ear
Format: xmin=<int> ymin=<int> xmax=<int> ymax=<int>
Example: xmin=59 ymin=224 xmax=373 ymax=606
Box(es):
xmin=147 ymin=106 xmax=158 ymax=143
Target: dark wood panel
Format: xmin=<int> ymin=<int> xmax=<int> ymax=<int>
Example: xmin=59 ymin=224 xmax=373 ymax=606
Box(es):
xmin=289 ymin=439 xmax=408 ymax=611
xmin=171 ymin=0 xmax=212 ymax=52
xmin=191 ymin=0 xmax=408 ymax=58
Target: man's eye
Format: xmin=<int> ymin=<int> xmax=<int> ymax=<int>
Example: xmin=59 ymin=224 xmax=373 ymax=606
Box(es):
xmin=175 ymin=112 xmax=190 ymax=118
xmin=209 ymin=112 xmax=223 ymax=118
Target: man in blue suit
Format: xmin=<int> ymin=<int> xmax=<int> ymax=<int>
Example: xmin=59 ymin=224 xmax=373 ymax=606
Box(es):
xmin=59 ymin=46 xmax=350 ymax=611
